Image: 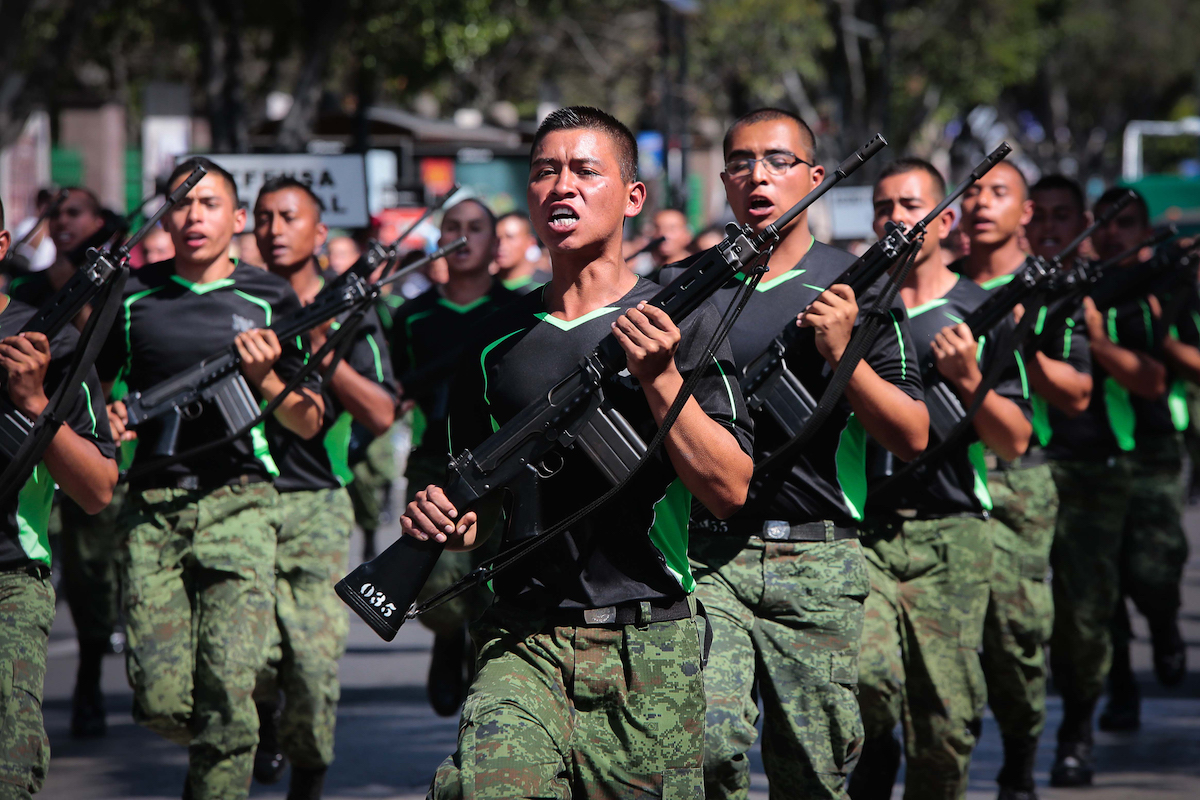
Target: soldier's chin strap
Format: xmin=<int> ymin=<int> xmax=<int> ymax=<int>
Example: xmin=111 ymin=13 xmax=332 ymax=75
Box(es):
xmin=408 ymin=258 xmax=771 ymax=621
xmin=0 ymin=269 xmax=128 ymax=508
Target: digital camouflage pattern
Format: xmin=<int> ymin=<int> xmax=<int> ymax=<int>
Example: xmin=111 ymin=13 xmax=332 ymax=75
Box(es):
xmin=690 ymin=534 xmax=868 ymax=800
xmin=256 ymin=487 xmax=354 ymax=770
xmin=119 ymin=481 xmax=278 ymax=800
xmin=857 ymin=515 xmax=993 ymax=799
xmin=347 ymin=422 xmax=399 ymax=536
xmin=1050 ymin=435 xmax=1188 ymax=709
xmin=982 ymin=463 xmax=1056 ymax=740
xmin=59 ymin=484 xmax=128 ymax=647
xmin=0 ymin=569 xmax=54 ymax=799
xmin=430 ymin=603 xmax=706 ymax=799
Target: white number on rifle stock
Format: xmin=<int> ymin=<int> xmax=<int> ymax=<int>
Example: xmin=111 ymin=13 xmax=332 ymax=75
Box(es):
xmin=357 ymin=582 xmax=397 ymax=617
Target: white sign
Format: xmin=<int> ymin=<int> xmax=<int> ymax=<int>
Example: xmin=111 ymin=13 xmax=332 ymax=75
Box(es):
xmin=826 ymin=186 xmax=877 ymax=241
xmin=182 ymin=153 xmax=369 ymax=229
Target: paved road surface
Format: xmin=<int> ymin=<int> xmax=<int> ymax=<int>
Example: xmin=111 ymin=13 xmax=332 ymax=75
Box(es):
xmin=36 ymin=502 xmax=1200 ymax=799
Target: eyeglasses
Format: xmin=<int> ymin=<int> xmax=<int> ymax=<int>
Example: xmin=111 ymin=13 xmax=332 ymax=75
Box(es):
xmin=723 ymin=153 xmax=813 ymax=178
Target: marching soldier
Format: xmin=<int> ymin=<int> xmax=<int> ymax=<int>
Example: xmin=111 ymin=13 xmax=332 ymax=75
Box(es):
xmin=660 ymin=109 xmax=928 ymax=800
xmin=251 ymin=177 xmax=397 ymax=798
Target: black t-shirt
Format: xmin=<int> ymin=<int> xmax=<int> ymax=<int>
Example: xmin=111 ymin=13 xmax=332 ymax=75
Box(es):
xmin=502 ymin=268 xmax=554 ymax=295
xmin=96 ymin=259 xmax=317 ymax=491
xmin=267 ymin=305 xmax=397 ymax=492
xmin=7 ymin=271 xmax=55 ymax=309
xmin=0 ymin=297 xmax=116 ymax=569
xmin=1046 ymin=266 xmax=1180 ymax=459
xmin=866 ymin=276 xmax=1031 ymax=516
xmin=446 ymin=279 xmax=754 ymax=610
xmin=660 ymin=240 xmax=923 ymax=527
xmin=974 ymin=272 xmax=1093 ymax=450
xmin=391 ymin=280 xmax=516 ymax=456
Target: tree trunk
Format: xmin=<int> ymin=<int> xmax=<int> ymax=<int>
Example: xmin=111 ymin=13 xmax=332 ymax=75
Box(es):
xmin=276 ymin=0 xmax=347 ymax=153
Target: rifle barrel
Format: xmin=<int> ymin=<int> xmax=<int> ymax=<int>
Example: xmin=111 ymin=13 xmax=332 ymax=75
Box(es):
xmin=1054 ymin=190 xmax=1135 ymax=266
xmin=377 ymin=237 xmax=468 ymax=291
xmin=918 ymin=142 xmax=1012 ymax=233
xmin=120 ymin=166 xmax=208 ymax=257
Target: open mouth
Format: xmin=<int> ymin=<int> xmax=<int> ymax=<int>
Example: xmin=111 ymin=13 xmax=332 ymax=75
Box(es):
xmin=748 ymin=196 xmax=775 ymax=217
xmin=548 ymin=208 xmax=580 ymax=232
xmin=184 ymin=234 xmax=207 ymax=249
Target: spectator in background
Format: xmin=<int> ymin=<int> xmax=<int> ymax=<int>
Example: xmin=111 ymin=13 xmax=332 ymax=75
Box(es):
xmin=140 ymin=224 xmax=175 ymax=265
xmin=690 ymin=225 xmax=725 ymax=254
xmin=11 ymin=188 xmax=58 ymax=272
xmin=650 ymin=207 xmax=693 ymax=268
xmin=233 ymin=230 xmax=265 ymax=268
xmin=491 ymin=211 xmax=550 ymax=294
xmin=326 ymin=236 xmax=361 ymax=276
xmin=940 ymin=221 xmax=970 ymax=267
xmin=9 ymin=187 xmax=108 ymax=313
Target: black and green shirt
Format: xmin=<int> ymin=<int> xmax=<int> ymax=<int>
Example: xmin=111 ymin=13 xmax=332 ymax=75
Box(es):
xmin=974 ymin=271 xmax=1093 ymax=450
xmin=391 ymin=280 xmax=516 ymax=457
xmin=446 ymin=279 xmax=753 ymax=610
xmin=0 ymin=297 xmax=115 ymax=570
xmin=867 ymin=276 xmax=1031 ymax=516
xmin=267 ymin=305 xmax=396 ymax=492
xmin=96 ymin=259 xmax=316 ymax=491
xmin=502 ymin=267 xmax=553 ymax=295
xmin=660 ymin=240 xmax=923 ymax=527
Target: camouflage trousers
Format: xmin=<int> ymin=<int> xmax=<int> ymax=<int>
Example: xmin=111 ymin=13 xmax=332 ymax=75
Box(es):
xmin=408 ymin=449 xmax=497 ymax=637
xmin=857 ymin=515 xmax=994 ymax=800
xmin=982 ymin=462 xmax=1057 ymax=740
xmin=690 ymin=533 xmax=868 ymax=800
xmin=347 ymin=423 xmax=399 ymax=536
xmin=119 ymin=481 xmax=279 ymax=800
xmin=59 ymin=483 xmax=128 ymax=647
xmin=255 ymin=487 xmax=353 ymax=770
xmin=1049 ymin=435 xmax=1188 ymax=710
xmin=0 ymin=567 xmax=54 ymax=799
xmin=430 ymin=601 xmax=706 ymax=799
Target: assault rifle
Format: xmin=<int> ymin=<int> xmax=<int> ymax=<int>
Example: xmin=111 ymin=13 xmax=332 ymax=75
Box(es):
xmin=739 ymin=143 xmax=1013 ymax=440
xmin=1025 ymin=225 xmax=1178 ymax=352
xmin=873 ymin=192 xmax=1134 ymax=489
xmin=0 ymin=166 xmax=208 ymax=504
xmin=336 ymin=134 xmax=888 ymax=641
xmin=122 ymin=237 xmax=467 ymax=458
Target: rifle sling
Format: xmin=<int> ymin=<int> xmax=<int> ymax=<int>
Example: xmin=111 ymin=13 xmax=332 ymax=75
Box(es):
xmin=752 ymin=235 xmax=922 ymax=480
xmin=121 ymin=305 xmax=369 ymax=483
xmin=408 ymin=259 xmax=769 ymax=621
xmin=876 ymin=296 xmax=1041 ymax=494
xmin=0 ymin=270 xmax=128 ymax=508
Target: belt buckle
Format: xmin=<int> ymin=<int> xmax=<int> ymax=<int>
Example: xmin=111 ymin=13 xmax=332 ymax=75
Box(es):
xmin=764 ymin=521 xmax=790 ymax=540
xmin=583 ymin=606 xmax=617 ymax=625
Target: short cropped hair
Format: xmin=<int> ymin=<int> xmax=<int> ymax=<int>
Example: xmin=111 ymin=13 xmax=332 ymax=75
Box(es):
xmin=992 ymin=160 xmax=1029 ymax=200
xmin=1095 ymin=186 xmax=1150 ymax=228
xmin=257 ymin=175 xmax=325 ymax=215
xmin=63 ymin=186 xmax=102 ymax=216
xmin=875 ymin=158 xmax=947 ymax=201
xmin=723 ymin=108 xmax=817 ymax=162
xmin=532 ymin=107 xmax=639 ymax=184
xmin=1031 ymin=175 xmax=1085 ymax=216
xmin=497 ymin=210 xmax=532 ymax=231
xmin=168 ymin=157 xmax=240 ymax=205
xmin=445 ymin=197 xmax=497 ymax=234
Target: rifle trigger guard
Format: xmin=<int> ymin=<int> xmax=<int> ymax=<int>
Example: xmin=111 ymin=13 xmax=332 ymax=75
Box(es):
xmin=181 ymin=401 xmax=203 ymax=421
xmin=536 ymin=451 xmax=564 ymax=479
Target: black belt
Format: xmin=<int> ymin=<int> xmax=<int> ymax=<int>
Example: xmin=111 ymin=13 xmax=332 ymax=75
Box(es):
xmin=542 ymin=596 xmax=693 ymax=627
xmin=698 ymin=518 xmax=858 ymax=542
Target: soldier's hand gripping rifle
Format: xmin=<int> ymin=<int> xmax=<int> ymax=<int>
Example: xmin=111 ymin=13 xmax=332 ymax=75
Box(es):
xmin=1025 ymin=223 xmax=1177 ymax=353
xmin=873 ymin=192 xmax=1134 ymax=489
xmin=739 ymin=143 xmax=1013 ymax=442
xmin=121 ymin=238 xmax=467 ymax=461
xmin=336 ymin=134 xmax=889 ymax=641
xmin=0 ymin=166 xmax=208 ymax=505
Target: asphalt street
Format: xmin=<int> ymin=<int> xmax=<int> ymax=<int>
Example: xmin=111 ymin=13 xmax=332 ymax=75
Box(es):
xmin=36 ymin=499 xmax=1200 ymax=799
